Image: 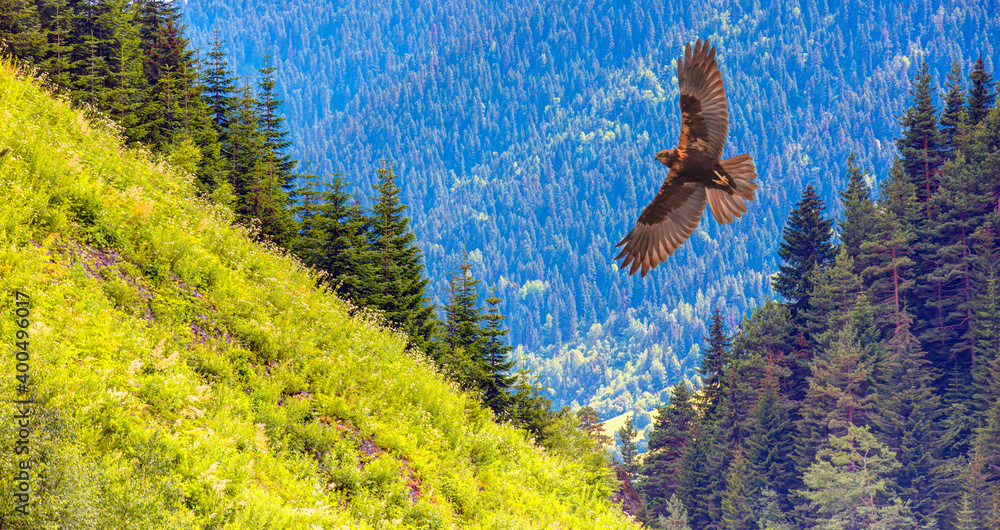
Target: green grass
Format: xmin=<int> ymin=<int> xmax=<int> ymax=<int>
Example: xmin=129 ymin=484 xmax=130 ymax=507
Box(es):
xmin=0 ymin=60 xmax=640 ymax=529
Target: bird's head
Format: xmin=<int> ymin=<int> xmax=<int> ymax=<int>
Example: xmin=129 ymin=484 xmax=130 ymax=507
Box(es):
xmin=655 ymin=149 xmax=678 ymax=167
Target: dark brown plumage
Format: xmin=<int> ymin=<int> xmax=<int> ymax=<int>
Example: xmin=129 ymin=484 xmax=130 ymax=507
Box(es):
xmin=615 ymin=38 xmax=759 ymax=277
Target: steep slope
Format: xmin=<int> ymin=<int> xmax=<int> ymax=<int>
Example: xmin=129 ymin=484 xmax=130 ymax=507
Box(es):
xmin=179 ymin=0 xmax=1000 ymax=417
xmin=0 ymin=62 xmax=636 ymax=529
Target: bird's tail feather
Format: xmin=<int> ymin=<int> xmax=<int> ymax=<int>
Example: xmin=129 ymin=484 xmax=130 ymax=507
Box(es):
xmin=707 ymin=154 xmax=758 ymax=225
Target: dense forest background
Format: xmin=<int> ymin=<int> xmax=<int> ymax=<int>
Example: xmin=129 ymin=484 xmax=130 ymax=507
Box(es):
xmin=178 ymin=0 xmax=1000 ymax=418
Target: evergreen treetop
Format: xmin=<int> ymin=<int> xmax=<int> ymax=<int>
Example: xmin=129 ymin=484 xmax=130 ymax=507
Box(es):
xmin=773 ymin=184 xmax=836 ymax=318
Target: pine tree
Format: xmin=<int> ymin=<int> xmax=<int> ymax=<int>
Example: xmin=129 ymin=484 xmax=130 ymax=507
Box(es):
xmin=773 ymin=185 xmax=836 ymax=319
xmin=637 ymin=381 xmax=697 ymax=521
xmin=940 ymin=59 xmax=967 ymax=154
xmin=896 ymin=61 xmax=946 ymax=210
xmin=659 ymin=494 xmax=693 ymax=530
xmin=968 ymin=55 xmax=997 ymax=128
xmin=365 ymin=159 xmax=440 ymax=359
xmin=575 ymin=405 xmax=612 ymax=446
xmin=481 ymin=285 xmax=516 ymax=415
xmin=837 ymin=152 xmax=876 ymax=273
xmin=801 ymin=425 xmax=916 ymax=529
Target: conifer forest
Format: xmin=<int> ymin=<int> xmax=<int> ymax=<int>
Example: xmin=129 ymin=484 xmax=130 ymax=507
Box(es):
xmin=2 ymin=0 xmax=1000 ymax=527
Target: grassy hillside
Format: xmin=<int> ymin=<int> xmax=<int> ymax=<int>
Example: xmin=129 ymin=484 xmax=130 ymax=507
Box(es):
xmin=0 ymin=61 xmax=638 ymax=529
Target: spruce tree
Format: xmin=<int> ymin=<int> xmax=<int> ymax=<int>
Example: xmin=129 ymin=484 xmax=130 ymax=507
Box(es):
xmin=918 ymin=153 xmax=993 ymax=414
xmin=0 ymin=0 xmax=43 ymax=61
xmin=481 ymin=285 xmax=516 ymax=415
xmin=442 ymin=254 xmax=488 ymax=392
xmin=795 ymin=320 xmax=876 ymax=474
xmin=659 ymin=494 xmax=693 ymax=530
xmin=940 ymin=59 xmax=967 ymax=154
xmin=773 ymin=185 xmax=836 ymax=319
xmin=895 ymin=61 xmax=946 ymax=210
xmin=871 ymin=311 xmax=948 ymax=526
xmin=366 ymin=159 xmax=440 ymax=359
xmin=616 ymin=415 xmax=639 ymax=476
xmin=745 ymin=381 xmax=796 ymax=514
xmin=837 ymin=152 xmax=876 ymax=273
xmin=720 ymin=449 xmax=756 ymax=530
xmin=637 ymin=381 xmax=697 ymax=521
xmin=968 ymin=55 xmax=997 ymax=128
xmin=697 ymin=307 xmax=732 ymax=418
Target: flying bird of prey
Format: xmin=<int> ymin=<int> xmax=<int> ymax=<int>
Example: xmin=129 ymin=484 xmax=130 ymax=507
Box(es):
xmin=615 ymin=38 xmax=758 ymax=277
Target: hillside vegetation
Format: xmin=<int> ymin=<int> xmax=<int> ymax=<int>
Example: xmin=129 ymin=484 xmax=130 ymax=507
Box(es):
xmin=0 ymin=61 xmax=637 ymax=529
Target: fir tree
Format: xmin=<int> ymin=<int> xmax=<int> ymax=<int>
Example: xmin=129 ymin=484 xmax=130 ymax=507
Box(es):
xmin=203 ymin=27 xmax=236 ymax=134
xmin=773 ymin=185 xmax=836 ymax=319
xmin=315 ymin=174 xmax=370 ymax=303
xmin=0 ymin=0 xmax=43 ymax=61
xmin=442 ymin=254 xmax=488 ymax=392
xmin=968 ymin=55 xmax=997 ymax=128
xmin=251 ymin=53 xmax=296 ymax=244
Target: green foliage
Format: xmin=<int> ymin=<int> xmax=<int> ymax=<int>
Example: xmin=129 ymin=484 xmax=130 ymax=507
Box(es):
xmin=772 ymin=185 xmax=836 ymax=318
xmin=801 ymin=425 xmax=916 ymax=529
xmin=637 ymin=381 xmax=696 ymax=521
xmin=615 ymin=414 xmax=639 ymax=476
xmin=968 ymin=55 xmax=997 ymax=128
xmin=0 ymin=62 xmax=636 ymax=529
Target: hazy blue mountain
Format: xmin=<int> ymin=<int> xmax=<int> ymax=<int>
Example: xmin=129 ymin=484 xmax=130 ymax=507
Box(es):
xmin=180 ymin=0 xmax=999 ymax=417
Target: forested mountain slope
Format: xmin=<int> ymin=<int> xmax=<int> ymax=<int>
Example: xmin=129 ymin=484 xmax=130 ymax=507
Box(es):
xmin=0 ymin=61 xmax=636 ymax=529
xmin=180 ymin=0 xmax=1000 ymax=416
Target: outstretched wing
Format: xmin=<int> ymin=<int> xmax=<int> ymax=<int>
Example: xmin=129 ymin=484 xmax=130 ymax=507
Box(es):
xmin=677 ymin=38 xmax=729 ymax=160
xmin=615 ymin=174 xmax=708 ymax=277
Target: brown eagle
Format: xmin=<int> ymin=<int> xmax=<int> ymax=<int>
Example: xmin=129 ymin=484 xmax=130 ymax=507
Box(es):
xmin=615 ymin=38 xmax=758 ymax=277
